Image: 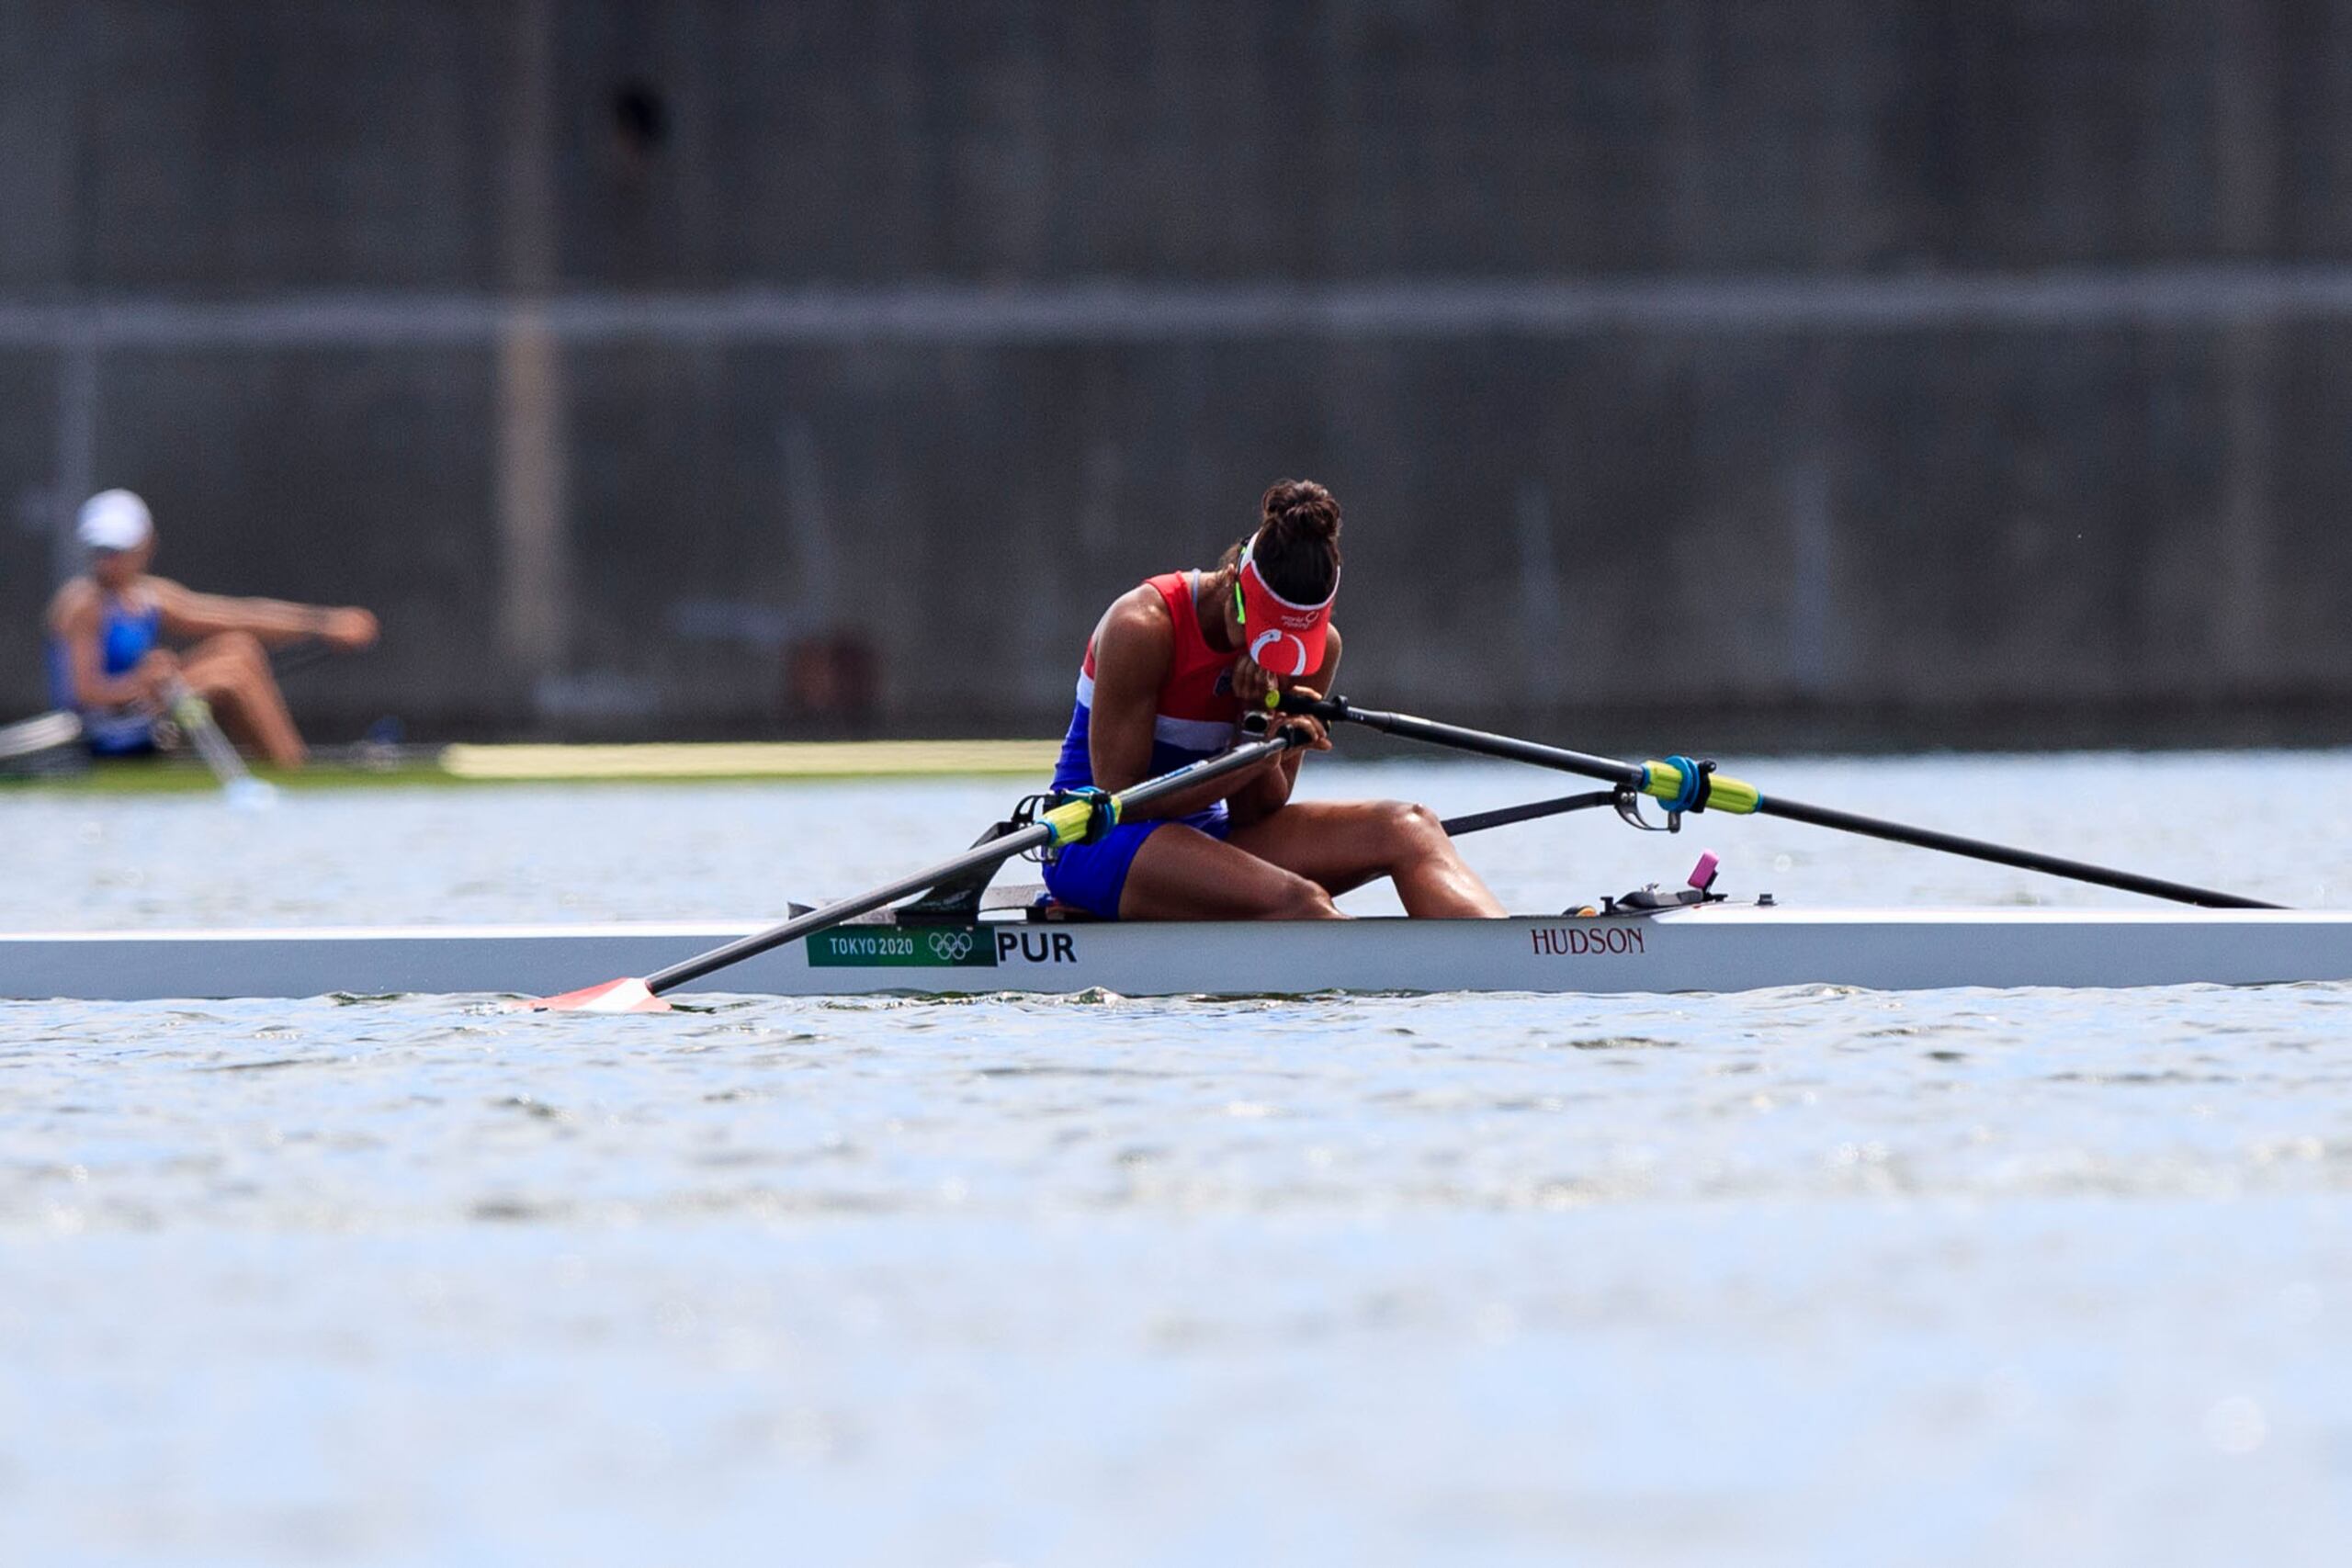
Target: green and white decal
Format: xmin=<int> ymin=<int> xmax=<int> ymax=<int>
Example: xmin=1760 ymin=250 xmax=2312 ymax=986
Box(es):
xmin=806 ymin=924 xmax=998 ymax=969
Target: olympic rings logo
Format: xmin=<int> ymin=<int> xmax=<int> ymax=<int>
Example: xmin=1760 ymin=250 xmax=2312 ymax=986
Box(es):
xmin=928 ymin=929 xmax=975 ymax=962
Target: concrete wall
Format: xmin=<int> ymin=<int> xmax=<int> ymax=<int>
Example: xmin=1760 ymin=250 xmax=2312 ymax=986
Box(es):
xmin=4 ymin=2 xmax=2349 ymax=740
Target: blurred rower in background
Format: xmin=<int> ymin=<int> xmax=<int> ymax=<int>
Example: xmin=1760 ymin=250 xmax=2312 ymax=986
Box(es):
xmin=43 ymin=490 xmax=379 ymax=769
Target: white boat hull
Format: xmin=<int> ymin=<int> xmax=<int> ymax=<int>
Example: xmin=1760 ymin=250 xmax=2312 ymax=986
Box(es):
xmin=6 ymin=906 xmax=2352 ymax=1001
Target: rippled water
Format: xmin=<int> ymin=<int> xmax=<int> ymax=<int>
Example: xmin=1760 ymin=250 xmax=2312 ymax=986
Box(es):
xmin=5 ymin=753 xmax=2351 ymax=1564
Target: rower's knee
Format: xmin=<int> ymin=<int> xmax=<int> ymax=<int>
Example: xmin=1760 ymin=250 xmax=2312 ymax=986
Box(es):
xmin=1269 ymin=872 xmax=1341 ymax=920
xmin=1380 ymin=799 xmax=1448 ymax=852
xmin=211 ymin=630 xmax=268 ymax=677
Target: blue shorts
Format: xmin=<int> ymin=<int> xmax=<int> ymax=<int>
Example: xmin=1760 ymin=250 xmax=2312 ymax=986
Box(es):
xmin=1039 ymin=806 xmax=1230 ymax=919
xmin=82 ymin=708 xmax=157 ymax=757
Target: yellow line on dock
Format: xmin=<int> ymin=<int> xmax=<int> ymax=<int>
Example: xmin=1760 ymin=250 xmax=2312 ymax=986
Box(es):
xmin=436 ymin=739 xmax=1059 ymax=782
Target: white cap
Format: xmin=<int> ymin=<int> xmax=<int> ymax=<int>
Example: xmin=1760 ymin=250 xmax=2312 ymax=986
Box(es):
xmin=77 ymin=490 xmax=153 ymax=553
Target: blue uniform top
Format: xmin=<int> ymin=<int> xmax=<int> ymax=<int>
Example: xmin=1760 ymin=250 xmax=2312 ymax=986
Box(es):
xmin=47 ymin=592 xmax=162 ymax=754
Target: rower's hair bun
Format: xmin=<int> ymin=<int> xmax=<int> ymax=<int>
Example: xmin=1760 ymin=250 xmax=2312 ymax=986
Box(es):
xmin=1252 ymin=479 xmax=1342 ymax=602
xmin=1261 ymin=479 xmax=1341 ymax=548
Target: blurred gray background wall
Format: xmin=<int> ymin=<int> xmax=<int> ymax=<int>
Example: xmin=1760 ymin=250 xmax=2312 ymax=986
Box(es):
xmin=4 ymin=0 xmax=2348 ymax=741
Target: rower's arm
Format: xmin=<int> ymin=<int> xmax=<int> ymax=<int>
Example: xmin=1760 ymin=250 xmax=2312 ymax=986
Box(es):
xmin=150 ymin=579 xmax=379 ymax=649
xmin=1087 ymin=591 xmax=1275 ymax=820
xmin=1230 ymin=626 xmax=1340 ymax=824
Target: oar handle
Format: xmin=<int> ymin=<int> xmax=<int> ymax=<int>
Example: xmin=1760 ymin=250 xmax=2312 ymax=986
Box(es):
xmin=1277 ymin=692 xmax=1353 ymax=724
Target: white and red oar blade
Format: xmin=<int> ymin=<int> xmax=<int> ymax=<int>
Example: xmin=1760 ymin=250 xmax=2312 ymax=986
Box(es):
xmin=512 ymin=976 xmax=672 ymax=1014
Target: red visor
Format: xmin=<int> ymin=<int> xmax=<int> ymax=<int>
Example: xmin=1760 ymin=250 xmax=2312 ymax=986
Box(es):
xmin=1237 ymin=540 xmax=1338 ymax=679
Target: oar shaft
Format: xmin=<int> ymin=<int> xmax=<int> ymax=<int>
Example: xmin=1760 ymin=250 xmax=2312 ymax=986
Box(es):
xmin=1285 ymin=694 xmax=2278 ymax=910
xmin=1297 ymin=699 xmax=1645 ymax=790
xmin=642 ymin=731 xmax=1304 ymax=994
xmin=166 ymin=682 xmax=260 ymax=787
xmin=1441 ymin=791 xmax=1619 ymax=839
xmin=643 ymin=827 xmax=1056 ymax=991
xmin=1755 ymin=797 xmax=2277 ymax=908
xmin=181 ymin=705 xmax=246 ymax=781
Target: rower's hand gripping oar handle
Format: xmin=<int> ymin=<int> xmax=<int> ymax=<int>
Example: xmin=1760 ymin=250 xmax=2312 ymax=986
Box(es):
xmin=1036 ymin=785 xmax=1120 ymax=848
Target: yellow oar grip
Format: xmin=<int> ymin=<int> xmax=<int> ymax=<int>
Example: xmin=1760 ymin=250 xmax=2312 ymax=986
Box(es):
xmin=1043 ymin=787 xmax=1124 ymax=847
xmin=1042 ymin=798 xmax=1096 ymax=846
xmin=1705 ymin=774 xmax=1760 ymax=814
xmin=1641 ymin=761 xmax=1761 ymax=816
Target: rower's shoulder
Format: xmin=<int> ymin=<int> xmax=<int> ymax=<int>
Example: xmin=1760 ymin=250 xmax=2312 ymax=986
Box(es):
xmin=1103 ymin=580 xmax=1176 ymax=633
xmin=1091 ymin=582 xmax=1177 ymax=685
xmin=45 ymin=576 xmax=97 ymax=630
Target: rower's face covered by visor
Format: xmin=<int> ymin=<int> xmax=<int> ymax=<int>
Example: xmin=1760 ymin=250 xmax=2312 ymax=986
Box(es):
xmin=1235 ymin=541 xmax=1338 ymax=679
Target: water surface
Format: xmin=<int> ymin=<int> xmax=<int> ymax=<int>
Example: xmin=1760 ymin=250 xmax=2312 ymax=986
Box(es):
xmin=4 ymin=752 xmax=2349 ymax=1564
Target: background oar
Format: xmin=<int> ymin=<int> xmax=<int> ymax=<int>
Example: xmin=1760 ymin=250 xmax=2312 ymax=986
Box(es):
xmin=0 ymin=709 xmax=83 ymax=762
xmin=165 ymin=682 xmax=278 ymax=811
xmin=1283 ymin=694 xmax=2278 ymax=909
xmin=526 ymin=728 xmax=1308 ymax=1012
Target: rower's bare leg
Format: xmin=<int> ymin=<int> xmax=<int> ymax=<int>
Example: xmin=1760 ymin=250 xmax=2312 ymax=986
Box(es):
xmin=180 ymin=631 xmax=307 ymax=768
xmin=1118 ymin=822 xmax=1345 ymax=920
xmin=1227 ymin=799 xmax=1506 ymax=918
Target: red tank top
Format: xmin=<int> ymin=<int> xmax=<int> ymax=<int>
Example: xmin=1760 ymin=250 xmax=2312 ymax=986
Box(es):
xmin=1057 ymin=571 xmax=1240 ymax=783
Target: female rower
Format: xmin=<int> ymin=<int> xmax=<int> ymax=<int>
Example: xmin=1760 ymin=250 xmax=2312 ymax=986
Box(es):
xmin=1042 ymin=479 xmax=1504 ymax=920
xmin=42 ymin=490 xmax=379 ymax=768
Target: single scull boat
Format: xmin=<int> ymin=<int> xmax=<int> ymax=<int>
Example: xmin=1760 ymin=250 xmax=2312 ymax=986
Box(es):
xmin=7 ymin=898 xmax=2350 ymax=1001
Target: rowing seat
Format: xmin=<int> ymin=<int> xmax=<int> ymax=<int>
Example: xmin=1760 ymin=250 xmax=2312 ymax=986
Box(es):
xmin=970 ymin=883 xmax=1099 ymax=922
xmin=1019 ymin=895 xmax=1099 ymax=923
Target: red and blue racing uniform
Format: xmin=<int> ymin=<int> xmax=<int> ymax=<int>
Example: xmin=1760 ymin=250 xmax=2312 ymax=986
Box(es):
xmin=1041 ymin=571 xmax=1242 ymax=919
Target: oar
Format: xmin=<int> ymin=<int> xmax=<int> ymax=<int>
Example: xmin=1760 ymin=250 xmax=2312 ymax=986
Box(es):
xmin=526 ymin=728 xmax=1310 ymax=1012
xmin=165 ymin=682 xmax=278 ymax=811
xmin=1281 ymin=694 xmax=2278 ymax=909
xmin=0 ymin=709 xmax=83 ymax=762
xmin=1440 ymin=790 xmax=1619 ymax=838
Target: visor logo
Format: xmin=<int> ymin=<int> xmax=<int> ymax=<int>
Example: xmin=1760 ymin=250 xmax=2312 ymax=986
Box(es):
xmin=1250 ymin=629 xmax=1312 ymax=676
